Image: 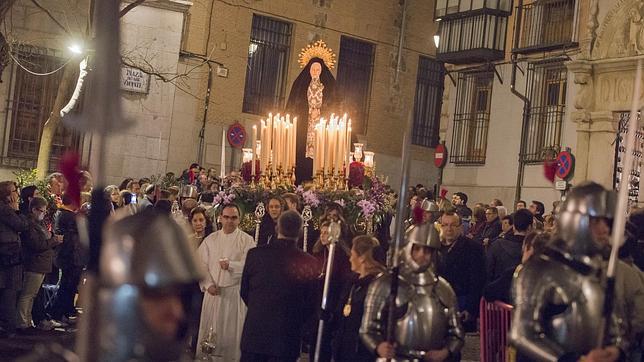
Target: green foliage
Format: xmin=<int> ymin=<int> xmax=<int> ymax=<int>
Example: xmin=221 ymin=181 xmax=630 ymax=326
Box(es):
xmin=12 ymin=168 xmax=53 ymax=204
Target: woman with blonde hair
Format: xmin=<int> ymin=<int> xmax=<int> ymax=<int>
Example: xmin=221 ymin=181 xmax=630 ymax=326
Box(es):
xmin=332 ymin=235 xmax=385 ymax=361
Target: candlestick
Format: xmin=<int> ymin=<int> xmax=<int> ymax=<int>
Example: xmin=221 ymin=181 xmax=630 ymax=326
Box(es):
xmin=251 ymin=125 xmax=257 ymax=177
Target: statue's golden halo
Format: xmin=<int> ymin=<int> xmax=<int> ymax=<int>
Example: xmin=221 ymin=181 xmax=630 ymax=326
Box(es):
xmin=298 ymin=40 xmax=336 ymax=70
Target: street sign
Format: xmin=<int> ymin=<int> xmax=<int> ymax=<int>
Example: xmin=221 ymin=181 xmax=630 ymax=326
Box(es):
xmin=434 ymin=144 xmax=447 ymax=168
xmin=556 ymin=150 xmax=575 ymax=180
xmin=555 ymin=180 xmax=568 ymax=191
xmin=227 ymin=122 xmax=247 ymax=149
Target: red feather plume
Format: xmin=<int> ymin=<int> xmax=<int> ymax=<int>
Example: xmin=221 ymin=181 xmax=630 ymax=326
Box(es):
xmin=59 ymin=152 xmax=82 ymax=209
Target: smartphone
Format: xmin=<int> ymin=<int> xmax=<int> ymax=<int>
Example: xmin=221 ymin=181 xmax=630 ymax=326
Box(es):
xmin=131 ymin=193 xmax=137 ymax=204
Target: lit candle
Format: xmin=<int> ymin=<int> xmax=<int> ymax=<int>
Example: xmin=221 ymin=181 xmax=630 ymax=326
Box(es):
xmin=346 ymin=121 xmax=352 ymax=177
xmin=293 ymin=117 xmax=298 ymax=170
xmin=273 ymin=116 xmax=279 ymax=174
xmin=220 ymin=127 xmax=226 ymax=178
xmin=267 ymin=114 xmax=273 ymax=168
xmin=251 ymin=125 xmax=257 ymax=177
xmin=260 ymin=120 xmax=266 ymax=171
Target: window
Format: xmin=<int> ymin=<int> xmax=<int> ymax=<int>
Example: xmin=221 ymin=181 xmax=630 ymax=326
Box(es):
xmin=242 ymin=15 xmax=293 ymax=115
xmin=434 ymin=0 xmax=512 ymax=19
xmin=613 ymin=112 xmax=643 ymax=208
xmin=412 ymin=57 xmax=445 ymax=148
xmin=450 ymin=70 xmax=493 ymax=164
xmin=336 ymin=36 xmax=374 ymax=135
xmin=523 ymin=61 xmax=567 ymax=163
xmin=515 ymin=0 xmax=577 ymax=53
xmin=4 ymin=46 xmax=80 ymax=169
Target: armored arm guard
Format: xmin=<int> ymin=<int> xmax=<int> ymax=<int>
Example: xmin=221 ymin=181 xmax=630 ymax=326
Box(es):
xmin=360 ymin=273 xmax=391 ymax=353
xmin=436 ymin=278 xmax=465 ymax=355
xmin=509 ymin=262 xmax=566 ymax=361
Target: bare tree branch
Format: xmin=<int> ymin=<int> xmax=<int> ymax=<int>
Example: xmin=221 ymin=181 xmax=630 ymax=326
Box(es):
xmin=119 ymin=0 xmax=145 ymax=18
xmin=30 ymin=0 xmax=70 ymax=35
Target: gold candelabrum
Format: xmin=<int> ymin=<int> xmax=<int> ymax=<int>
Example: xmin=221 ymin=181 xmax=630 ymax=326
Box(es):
xmin=255 ymin=163 xmax=296 ymax=189
xmin=313 ymin=165 xmax=349 ymax=191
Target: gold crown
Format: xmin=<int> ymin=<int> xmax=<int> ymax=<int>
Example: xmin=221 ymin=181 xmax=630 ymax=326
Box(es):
xmin=298 ymin=40 xmax=336 ymax=70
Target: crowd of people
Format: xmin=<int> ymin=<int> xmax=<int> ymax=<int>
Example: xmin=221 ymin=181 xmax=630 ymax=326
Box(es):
xmin=1 ymin=162 xmax=644 ymax=362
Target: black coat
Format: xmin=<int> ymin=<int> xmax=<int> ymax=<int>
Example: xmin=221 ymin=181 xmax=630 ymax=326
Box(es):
xmin=486 ymin=233 xmax=525 ymax=283
xmin=256 ymin=215 xmax=277 ymax=246
xmin=0 ymin=202 xmax=29 ymax=289
xmin=332 ymin=273 xmax=378 ymax=362
xmin=479 ymin=217 xmax=502 ymax=243
xmin=437 ymin=235 xmax=486 ymax=318
xmin=54 ymin=208 xmax=85 ymax=268
xmin=240 ymin=238 xmax=319 ymax=359
xmin=21 ymin=217 xmax=58 ymax=274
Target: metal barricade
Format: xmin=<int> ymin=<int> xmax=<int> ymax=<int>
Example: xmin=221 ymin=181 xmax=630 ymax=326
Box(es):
xmin=480 ymin=298 xmax=514 ymax=362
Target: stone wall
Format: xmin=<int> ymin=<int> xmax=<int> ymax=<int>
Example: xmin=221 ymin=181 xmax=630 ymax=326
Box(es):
xmin=177 ymin=0 xmax=442 ymax=190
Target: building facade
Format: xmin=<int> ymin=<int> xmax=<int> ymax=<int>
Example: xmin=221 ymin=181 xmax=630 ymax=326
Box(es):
xmin=437 ymin=0 xmax=644 ymax=209
xmin=0 ymin=0 xmax=445 ymax=190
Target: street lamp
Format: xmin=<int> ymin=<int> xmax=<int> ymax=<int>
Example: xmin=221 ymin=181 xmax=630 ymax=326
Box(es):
xmin=68 ymin=43 xmax=84 ymax=55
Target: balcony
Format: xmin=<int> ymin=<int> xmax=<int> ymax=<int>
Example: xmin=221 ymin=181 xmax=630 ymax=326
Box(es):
xmin=436 ymin=13 xmax=509 ymax=64
xmin=513 ymin=0 xmax=578 ymax=54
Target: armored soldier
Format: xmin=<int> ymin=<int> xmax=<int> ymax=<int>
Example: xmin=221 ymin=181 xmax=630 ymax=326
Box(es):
xmin=510 ymin=182 xmax=627 ymax=361
xmin=361 ymin=220 xmax=464 ymax=361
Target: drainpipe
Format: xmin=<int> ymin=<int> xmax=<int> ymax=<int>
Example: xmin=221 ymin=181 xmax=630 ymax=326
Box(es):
xmin=510 ymin=0 xmax=530 ymax=207
xmin=395 ymin=0 xmax=408 ymax=85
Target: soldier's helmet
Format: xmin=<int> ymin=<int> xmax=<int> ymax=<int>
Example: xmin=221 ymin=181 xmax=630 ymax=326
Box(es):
xmin=401 ymin=222 xmax=442 ymax=273
xmin=97 ymin=209 xmax=203 ymax=360
xmin=557 ymin=181 xmax=616 ymax=257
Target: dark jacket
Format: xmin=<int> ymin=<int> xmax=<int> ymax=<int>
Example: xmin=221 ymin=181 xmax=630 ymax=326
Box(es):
xmin=479 ymin=217 xmax=502 ymax=243
xmin=0 ymin=202 xmax=29 ymax=289
xmin=54 ymin=208 xmax=85 ymax=268
xmin=22 ymin=217 xmax=58 ymax=274
xmin=333 ymin=273 xmax=379 ymax=362
xmin=437 ymin=235 xmax=486 ymax=318
xmin=486 ymin=233 xmax=525 ymax=283
xmin=483 ymin=266 xmax=516 ymax=304
xmin=240 ymin=238 xmax=319 ymax=359
xmin=256 ymin=214 xmax=277 ymax=246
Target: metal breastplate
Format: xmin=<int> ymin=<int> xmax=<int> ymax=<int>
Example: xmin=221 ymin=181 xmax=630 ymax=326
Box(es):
xmin=545 ymin=260 xmax=605 ymax=353
xmin=394 ymin=275 xmax=449 ymax=352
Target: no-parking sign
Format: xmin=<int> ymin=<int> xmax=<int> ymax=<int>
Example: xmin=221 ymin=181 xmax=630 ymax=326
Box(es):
xmin=227 ymin=122 xmax=247 ymax=149
xmin=556 ymin=150 xmax=575 ymax=180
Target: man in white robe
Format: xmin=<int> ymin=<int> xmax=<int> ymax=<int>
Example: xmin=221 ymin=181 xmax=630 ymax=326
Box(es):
xmin=196 ymin=204 xmax=256 ymax=361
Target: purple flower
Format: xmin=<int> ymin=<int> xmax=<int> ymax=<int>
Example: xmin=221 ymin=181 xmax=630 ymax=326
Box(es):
xmin=334 ymin=199 xmax=346 ymax=208
xmin=302 ymin=190 xmax=320 ymax=207
xmin=357 ymin=199 xmax=377 ymax=218
xmin=295 ymin=185 xmax=304 ymax=194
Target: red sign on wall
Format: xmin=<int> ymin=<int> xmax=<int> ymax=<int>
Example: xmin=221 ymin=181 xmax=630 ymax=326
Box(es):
xmin=434 ymin=144 xmax=447 ymax=168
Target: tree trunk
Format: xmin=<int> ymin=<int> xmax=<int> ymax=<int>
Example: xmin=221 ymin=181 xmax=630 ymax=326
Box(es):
xmin=36 ymin=59 xmax=80 ymax=179
xmin=0 ymin=0 xmax=18 ymax=20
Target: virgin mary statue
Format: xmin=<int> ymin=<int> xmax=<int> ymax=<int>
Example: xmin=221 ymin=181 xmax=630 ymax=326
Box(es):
xmin=286 ymin=41 xmax=338 ymax=184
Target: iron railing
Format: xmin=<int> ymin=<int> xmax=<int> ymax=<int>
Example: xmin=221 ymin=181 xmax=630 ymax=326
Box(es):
xmin=242 ymin=15 xmax=293 ymax=115
xmin=437 ymin=13 xmax=508 ymax=63
xmin=613 ymin=112 xmax=643 ymax=207
xmin=412 ymin=57 xmax=445 ymax=148
xmin=3 ymin=45 xmax=81 ymax=169
xmin=514 ymin=0 xmax=578 ymax=53
xmin=522 ymin=61 xmax=567 ymax=163
xmin=336 ymin=36 xmax=375 ymax=135
xmin=450 ymin=70 xmax=493 ymax=164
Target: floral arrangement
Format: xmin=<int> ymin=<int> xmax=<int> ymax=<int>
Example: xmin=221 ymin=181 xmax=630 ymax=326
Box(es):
xmin=211 ymin=174 xmax=395 ymax=235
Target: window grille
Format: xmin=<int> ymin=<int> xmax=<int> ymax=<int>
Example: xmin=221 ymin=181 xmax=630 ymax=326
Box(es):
xmin=613 ymin=112 xmax=643 ymax=209
xmin=5 ymin=45 xmax=81 ymax=168
xmin=450 ymin=70 xmax=493 ymax=164
xmin=336 ymin=36 xmax=374 ymax=135
xmin=412 ymin=57 xmax=445 ymax=148
xmin=242 ymin=15 xmax=293 ymax=115
xmin=523 ymin=61 xmax=566 ymax=163
xmin=515 ymin=0 xmax=578 ymax=53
